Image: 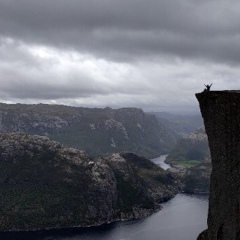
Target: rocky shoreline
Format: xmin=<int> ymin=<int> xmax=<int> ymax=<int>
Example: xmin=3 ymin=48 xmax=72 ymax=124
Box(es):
xmin=0 ymin=133 xmax=179 ymax=232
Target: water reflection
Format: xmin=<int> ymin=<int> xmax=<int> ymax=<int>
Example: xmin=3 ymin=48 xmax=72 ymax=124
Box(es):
xmin=151 ymin=154 xmax=171 ymax=170
xmin=0 ymin=194 xmax=208 ymax=240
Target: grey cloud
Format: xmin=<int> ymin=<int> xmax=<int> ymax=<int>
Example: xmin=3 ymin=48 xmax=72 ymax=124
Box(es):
xmin=0 ymin=46 xmax=109 ymax=100
xmin=1 ymin=0 xmax=240 ymax=64
xmin=0 ymin=76 xmax=110 ymax=100
xmin=0 ymin=41 xmax=151 ymax=101
xmin=1 ymin=0 xmax=240 ymax=112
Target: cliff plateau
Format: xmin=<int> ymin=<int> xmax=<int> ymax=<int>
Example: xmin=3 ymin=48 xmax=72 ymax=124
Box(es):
xmin=196 ymin=91 xmax=240 ymax=240
xmin=0 ymin=133 xmax=178 ymax=232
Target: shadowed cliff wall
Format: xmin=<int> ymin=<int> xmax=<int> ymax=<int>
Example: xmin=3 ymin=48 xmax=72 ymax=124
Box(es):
xmin=196 ymin=91 xmax=240 ymax=240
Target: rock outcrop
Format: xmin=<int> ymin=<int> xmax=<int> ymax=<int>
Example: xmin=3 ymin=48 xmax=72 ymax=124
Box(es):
xmin=0 ymin=103 xmax=175 ymax=158
xmin=196 ymin=91 xmax=240 ymax=240
xmin=0 ymin=133 xmax=178 ymax=232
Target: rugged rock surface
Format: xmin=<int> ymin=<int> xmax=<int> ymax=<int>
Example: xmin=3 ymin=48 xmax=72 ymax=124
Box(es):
xmin=0 ymin=103 xmax=175 ymax=158
xmin=196 ymin=91 xmax=240 ymax=240
xmin=0 ymin=133 xmax=178 ymax=232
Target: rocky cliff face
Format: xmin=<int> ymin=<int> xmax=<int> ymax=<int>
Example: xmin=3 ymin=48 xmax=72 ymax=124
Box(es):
xmin=196 ymin=91 xmax=240 ymax=240
xmin=0 ymin=133 xmax=178 ymax=232
xmin=0 ymin=103 xmax=174 ymax=158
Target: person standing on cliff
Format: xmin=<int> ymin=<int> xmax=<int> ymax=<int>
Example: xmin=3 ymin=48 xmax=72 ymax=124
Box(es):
xmin=204 ymin=84 xmax=212 ymax=91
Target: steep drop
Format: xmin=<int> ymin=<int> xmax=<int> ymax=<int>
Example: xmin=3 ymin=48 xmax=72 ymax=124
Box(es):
xmin=196 ymin=91 xmax=240 ymax=240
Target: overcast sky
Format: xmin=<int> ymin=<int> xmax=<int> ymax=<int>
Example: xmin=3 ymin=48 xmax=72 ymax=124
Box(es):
xmin=0 ymin=0 xmax=240 ymax=113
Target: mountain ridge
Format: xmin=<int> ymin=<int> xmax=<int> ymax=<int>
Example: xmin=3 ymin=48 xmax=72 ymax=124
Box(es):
xmin=0 ymin=103 xmax=175 ymax=158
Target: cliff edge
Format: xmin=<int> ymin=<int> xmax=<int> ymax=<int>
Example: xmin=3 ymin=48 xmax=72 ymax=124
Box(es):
xmin=196 ymin=91 xmax=240 ymax=240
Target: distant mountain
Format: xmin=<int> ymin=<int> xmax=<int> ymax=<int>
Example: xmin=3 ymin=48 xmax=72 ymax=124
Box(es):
xmin=0 ymin=133 xmax=179 ymax=231
xmin=166 ymin=126 xmax=210 ymax=167
xmin=0 ymin=103 xmax=175 ymax=158
xmin=151 ymin=112 xmax=203 ymax=137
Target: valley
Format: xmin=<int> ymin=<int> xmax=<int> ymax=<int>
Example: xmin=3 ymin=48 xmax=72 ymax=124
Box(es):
xmin=0 ymin=102 xmax=210 ymax=239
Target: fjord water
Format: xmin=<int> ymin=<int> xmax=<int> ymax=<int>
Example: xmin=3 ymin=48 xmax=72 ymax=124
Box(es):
xmin=3 ymin=194 xmax=208 ymax=240
xmin=151 ymin=154 xmax=171 ymax=170
xmin=60 ymin=194 xmax=208 ymax=240
xmin=1 ymin=155 xmax=208 ymax=240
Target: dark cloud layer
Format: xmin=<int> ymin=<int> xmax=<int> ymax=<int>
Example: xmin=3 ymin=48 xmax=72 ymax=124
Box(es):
xmin=1 ymin=0 xmax=240 ymax=63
